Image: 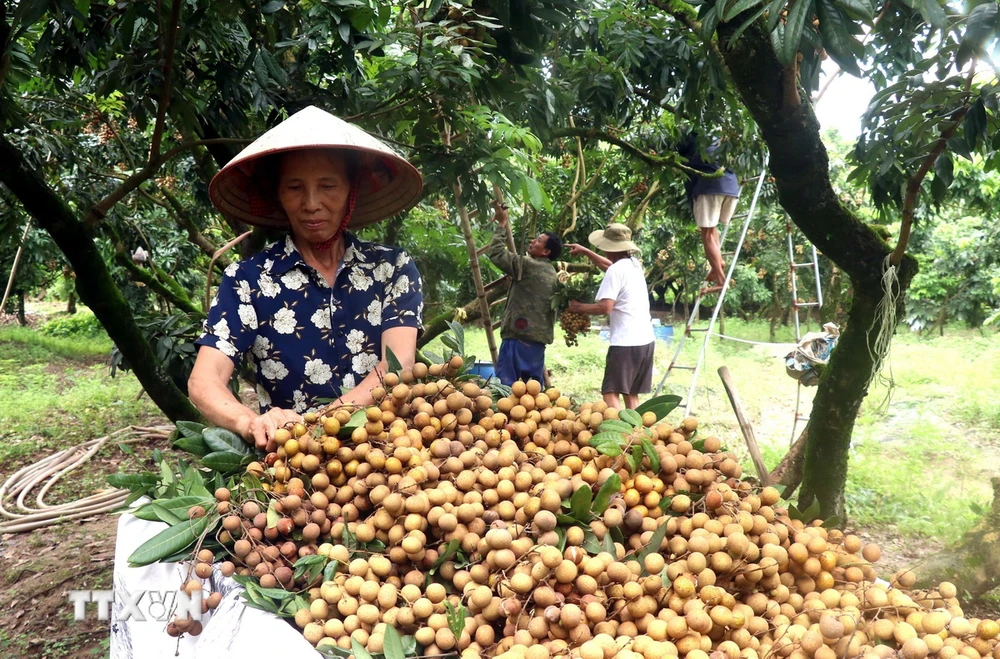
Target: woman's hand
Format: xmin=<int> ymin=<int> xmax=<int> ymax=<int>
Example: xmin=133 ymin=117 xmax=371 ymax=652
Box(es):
xmin=238 ymin=407 xmax=304 ymax=453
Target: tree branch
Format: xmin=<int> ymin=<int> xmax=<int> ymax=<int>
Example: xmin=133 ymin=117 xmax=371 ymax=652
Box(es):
xmin=83 ymin=138 xmax=250 ymax=227
xmin=892 ymin=71 xmax=976 ymax=266
xmin=149 ymin=0 xmax=182 ymax=160
xmin=550 ymin=127 xmax=724 ymax=178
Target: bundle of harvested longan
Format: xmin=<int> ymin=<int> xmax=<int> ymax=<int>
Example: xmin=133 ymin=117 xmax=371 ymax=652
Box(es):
xmin=169 ymin=364 xmax=999 ymax=659
xmin=559 ymin=310 xmax=590 ymax=347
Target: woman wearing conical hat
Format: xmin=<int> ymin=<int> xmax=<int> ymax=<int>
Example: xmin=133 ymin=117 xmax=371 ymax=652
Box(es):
xmin=188 ymin=106 xmax=424 ymax=453
xmin=111 ymin=108 xmax=424 ymax=659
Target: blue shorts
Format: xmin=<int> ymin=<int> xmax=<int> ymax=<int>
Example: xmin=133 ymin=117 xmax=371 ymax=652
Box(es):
xmin=496 ymin=339 xmax=546 ymax=386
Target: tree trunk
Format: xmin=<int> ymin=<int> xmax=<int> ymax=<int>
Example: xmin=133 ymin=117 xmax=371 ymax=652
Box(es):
xmin=717 ymin=20 xmax=918 ymax=518
xmin=67 ymin=291 xmax=76 ymax=314
xmin=911 ymin=477 xmax=1000 ymax=598
xmin=16 ymin=289 xmax=25 ymax=326
xmin=0 ymin=134 xmax=203 ymax=423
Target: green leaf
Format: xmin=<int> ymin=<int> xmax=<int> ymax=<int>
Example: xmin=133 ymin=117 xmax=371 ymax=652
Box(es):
xmin=261 ymin=0 xmax=284 ymax=12
xmin=146 ymin=503 xmax=183 ymax=525
xmin=339 ymin=409 xmax=367 ymax=437
xmin=583 ymin=529 xmax=602 ymax=554
xmin=830 ymin=0 xmax=872 ymax=18
xmin=132 ymin=496 xmax=212 ymax=523
xmin=128 ymin=515 xmax=212 ymax=567
xmin=598 ymin=419 xmax=634 ymax=434
xmin=570 ymin=485 xmax=594 ymax=523
xmin=589 ymin=431 xmax=628 ymax=448
xmin=780 ymin=0 xmax=815 ymax=67
xmin=107 ymin=473 xmax=158 ymax=489
xmin=821 ymin=514 xmax=843 ymax=528
xmin=816 ymin=0 xmax=862 ymax=76
xmin=731 ymin=4 xmax=770 ymax=42
xmin=640 ymin=438 xmax=661 ymax=474
xmin=383 ymin=624 xmax=406 ymax=659
xmin=159 ymin=459 xmax=175 ymax=486
xmin=634 ymin=394 xmax=682 ymax=420
xmin=522 ymin=176 xmax=545 ymax=210
xmin=385 ymin=346 xmax=403 ymax=373
xmin=602 ymin=531 xmax=617 ymax=555
xmin=432 ymin=539 xmax=461 ymax=570
xmin=202 ymin=427 xmax=252 ymax=455
xmin=957 ymin=2 xmax=997 ymax=69
xmin=351 ymin=639 xmax=374 ymax=659
xmin=627 ymin=445 xmax=643 ymax=474
xmin=324 ymin=559 xmax=341 ymax=582
xmin=593 ymin=474 xmax=622 ymax=515
xmin=723 ymin=0 xmax=764 ymax=21
xmin=618 ymin=409 xmax=643 ymax=427
xmin=919 ymin=0 xmax=946 ymax=28
xmin=596 ymin=443 xmax=623 ymax=458
xmin=635 ymin=520 xmax=670 ymax=570
xmin=172 ymin=437 xmax=210 ymax=457
xmin=267 ymin=502 xmax=281 ymax=529
xmin=176 ymin=421 xmax=207 ymax=440
xmin=202 ymin=451 xmax=251 ymax=473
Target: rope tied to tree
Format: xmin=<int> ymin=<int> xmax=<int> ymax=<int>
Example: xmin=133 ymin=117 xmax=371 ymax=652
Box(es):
xmin=864 ymin=255 xmax=899 ymax=412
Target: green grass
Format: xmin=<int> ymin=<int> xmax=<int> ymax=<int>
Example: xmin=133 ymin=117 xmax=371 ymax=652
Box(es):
xmin=0 ymin=323 xmax=159 ymax=469
xmin=0 ymin=325 xmax=112 ymax=359
xmin=432 ymin=318 xmax=1000 ymax=543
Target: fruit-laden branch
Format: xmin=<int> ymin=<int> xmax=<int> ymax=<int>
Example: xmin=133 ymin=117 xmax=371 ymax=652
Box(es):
xmin=0 ymin=133 xmax=203 ymax=423
xmin=715 ymin=18 xmax=918 ymax=517
xmin=551 ymin=127 xmax=725 ymax=178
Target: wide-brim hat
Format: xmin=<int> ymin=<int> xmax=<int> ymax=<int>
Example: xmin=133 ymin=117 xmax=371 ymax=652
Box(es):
xmin=209 ymin=106 xmax=423 ymax=229
xmin=588 ymin=223 xmax=639 ymax=253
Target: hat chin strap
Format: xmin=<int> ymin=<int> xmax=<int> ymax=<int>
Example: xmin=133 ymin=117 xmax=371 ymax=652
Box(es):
xmin=313 ymin=175 xmax=360 ymax=251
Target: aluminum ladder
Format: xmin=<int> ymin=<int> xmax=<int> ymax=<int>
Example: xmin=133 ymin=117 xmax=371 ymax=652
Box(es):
xmin=786 ymin=218 xmax=824 ymax=443
xmin=652 ymin=165 xmax=769 ymax=414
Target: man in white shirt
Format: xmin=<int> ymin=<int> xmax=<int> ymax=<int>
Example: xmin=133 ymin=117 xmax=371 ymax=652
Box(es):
xmin=567 ymin=223 xmax=655 ymax=410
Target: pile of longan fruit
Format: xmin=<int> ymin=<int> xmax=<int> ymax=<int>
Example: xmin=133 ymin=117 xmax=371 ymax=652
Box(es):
xmin=168 ymin=364 xmax=1000 ymax=659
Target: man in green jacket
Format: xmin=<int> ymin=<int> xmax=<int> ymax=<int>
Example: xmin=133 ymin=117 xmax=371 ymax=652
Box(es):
xmin=486 ymin=204 xmax=562 ymax=385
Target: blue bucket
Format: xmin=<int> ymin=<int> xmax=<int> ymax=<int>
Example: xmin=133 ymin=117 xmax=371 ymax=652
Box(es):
xmin=469 ymin=361 xmax=496 ymax=379
xmin=600 ymin=325 xmax=673 ymax=343
xmin=654 ymin=325 xmax=674 ymax=343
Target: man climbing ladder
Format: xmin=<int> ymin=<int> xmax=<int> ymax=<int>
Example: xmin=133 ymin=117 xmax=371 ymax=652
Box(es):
xmin=677 ymin=131 xmax=741 ymax=294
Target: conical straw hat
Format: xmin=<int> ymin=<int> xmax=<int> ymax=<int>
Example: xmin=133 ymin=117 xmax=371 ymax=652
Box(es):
xmin=209 ymin=106 xmax=423 ymax=229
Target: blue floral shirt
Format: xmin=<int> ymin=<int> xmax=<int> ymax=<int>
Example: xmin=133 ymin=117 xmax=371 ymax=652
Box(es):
xmin=196 ymin=232 xmax=423 ymax=413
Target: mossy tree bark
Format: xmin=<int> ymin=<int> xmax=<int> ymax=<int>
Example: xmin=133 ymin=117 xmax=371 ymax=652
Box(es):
xmin=716 ymin=21 xmax=918 ymax=518
xmin=0 ymin=134 xmax=203 ymax=423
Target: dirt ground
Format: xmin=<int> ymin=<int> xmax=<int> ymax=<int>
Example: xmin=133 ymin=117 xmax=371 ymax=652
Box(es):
xmin=1 ymin=515 xmax=119 ymax=658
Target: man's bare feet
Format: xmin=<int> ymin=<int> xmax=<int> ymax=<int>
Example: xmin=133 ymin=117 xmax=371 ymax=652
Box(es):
xmin=699 ymin=284 xmax=724 ymax=296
